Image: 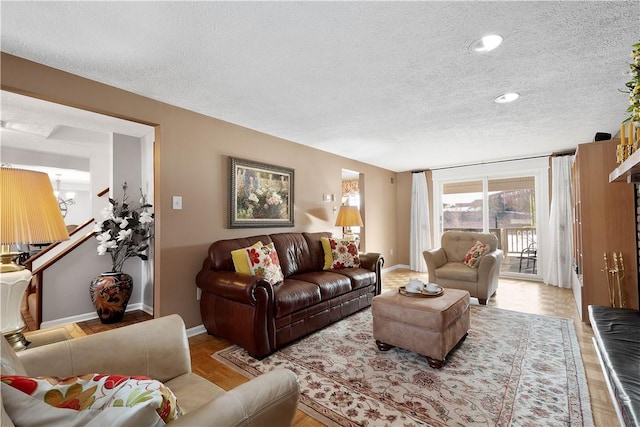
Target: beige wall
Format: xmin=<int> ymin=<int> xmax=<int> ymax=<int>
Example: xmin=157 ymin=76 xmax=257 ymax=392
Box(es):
xmin=1 ymin=53 xmax=399 ymax=328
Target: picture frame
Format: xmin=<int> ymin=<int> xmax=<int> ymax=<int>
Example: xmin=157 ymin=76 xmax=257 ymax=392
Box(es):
xmin=229 ymin=157 xmax=294 ymax=228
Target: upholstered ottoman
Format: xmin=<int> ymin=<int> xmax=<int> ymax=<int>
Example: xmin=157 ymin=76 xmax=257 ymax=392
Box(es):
xmin=372 ymin=288 xmax=470 ymax=368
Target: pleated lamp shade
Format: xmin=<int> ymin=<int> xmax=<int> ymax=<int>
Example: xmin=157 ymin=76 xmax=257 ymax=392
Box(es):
xmin=335 ymin=206 xmax=364 ymax=227
xmin=1 ymin=167 xmax=69 ymax=246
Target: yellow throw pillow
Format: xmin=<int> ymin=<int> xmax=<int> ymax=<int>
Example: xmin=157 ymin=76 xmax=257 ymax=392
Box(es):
xmin=320 ymin=237 xmax=333 ymax=270
xmin=232 ymin=241 xmax=263 ymax=274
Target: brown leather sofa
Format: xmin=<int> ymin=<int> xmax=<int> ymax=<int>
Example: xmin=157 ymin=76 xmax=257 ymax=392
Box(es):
xmin=196 ymin=232 xmax=384 ymax=359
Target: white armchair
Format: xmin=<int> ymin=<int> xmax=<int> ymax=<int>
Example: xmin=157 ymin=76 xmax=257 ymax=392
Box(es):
xmin=1 ymin=314 xmax=300 ymax=426
xmin=423 ymin=231 xmax=503 ymax=305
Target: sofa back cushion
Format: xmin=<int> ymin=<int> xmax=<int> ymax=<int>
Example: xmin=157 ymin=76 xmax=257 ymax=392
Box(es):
xmin=207 ymin=235 xmax=272 ymax=271
xmin=441 ymin=231 xmax=498 ymax=262
xmin=270 ymin=232 xmax=328 ymax=277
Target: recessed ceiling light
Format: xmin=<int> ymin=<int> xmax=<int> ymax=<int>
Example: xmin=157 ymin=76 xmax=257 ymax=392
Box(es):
xmin=494 ymin=93 xmax=520 ymax=104
xmin=469 ymin=35 xmax=504 ymax=53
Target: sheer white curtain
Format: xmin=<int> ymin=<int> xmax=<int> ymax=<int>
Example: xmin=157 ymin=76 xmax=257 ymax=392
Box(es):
xmin=543 ymin=155 xmax=575 ymax=288
xmin=410 ymin=172 xmax=431 ymax=272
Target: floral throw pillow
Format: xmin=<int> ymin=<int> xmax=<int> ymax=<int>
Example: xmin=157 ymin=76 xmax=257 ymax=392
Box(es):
xmin=324 ymin=237 xmax=360 ymax=269
xmin=232 ymin=241 xmax=263 ymax=274
xmin=245 ymin=242 xmax=284 ymax=285
xmin=1 ymin=373 xmax=180 ymax=424
xmin=463 ymin=240 xmax=489 ymax=268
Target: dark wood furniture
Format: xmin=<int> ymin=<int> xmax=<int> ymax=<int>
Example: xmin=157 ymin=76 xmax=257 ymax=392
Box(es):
xmin=571 ymin=139 xmax=638 ymax=323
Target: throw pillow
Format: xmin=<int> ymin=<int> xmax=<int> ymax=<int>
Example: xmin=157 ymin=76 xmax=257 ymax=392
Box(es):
xmin=1 ymin=373 xmax=180 ymax=425
xmin=463 ymin=240 xmax=489 ymax=268
xmin=320 ymin=237 xmax=334 ymax=270
xmin=245 ymin=242 xmax=284 ymax=285
xmin=231 ymin=241 xmax=263 ymax=274
xmin=323 ymin=237 xmax=360 ymax=269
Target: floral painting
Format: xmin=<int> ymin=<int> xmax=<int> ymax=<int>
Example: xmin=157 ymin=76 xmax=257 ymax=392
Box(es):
xmin=229 ymin=157 xmax=294 ymax=228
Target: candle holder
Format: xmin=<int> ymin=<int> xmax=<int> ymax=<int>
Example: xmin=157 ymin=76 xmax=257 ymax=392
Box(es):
xmin=602 ymin=252 xmax=626 ymax=308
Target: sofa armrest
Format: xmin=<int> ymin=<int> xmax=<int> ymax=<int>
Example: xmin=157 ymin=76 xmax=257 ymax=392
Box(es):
xmin=476 ymin=249 xmax=503 ymax=298
xmin=360 ymin=252 xmax=384 ymax=294
xmin=18 ymin=315 xmax=191 ymax=382
xmin=196 ymin=270 xmax=274 ymax=305
xmin=169 ymin=369 xmax=300 ymax=427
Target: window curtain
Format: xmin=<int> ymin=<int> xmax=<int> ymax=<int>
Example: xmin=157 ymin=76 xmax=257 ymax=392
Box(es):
xmin=543 ymin=155 xmax=575 ymax=288
xmin=410 ymin=172 xmax=431 ymax=272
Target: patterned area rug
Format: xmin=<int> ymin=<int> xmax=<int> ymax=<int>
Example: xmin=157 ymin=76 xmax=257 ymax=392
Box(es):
xmin=213 ymin=306 xmax=593 ymax=426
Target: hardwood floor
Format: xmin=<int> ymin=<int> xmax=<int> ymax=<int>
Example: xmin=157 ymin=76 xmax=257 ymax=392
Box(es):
xmin=78 ymin=269 xmax=618 ymax=427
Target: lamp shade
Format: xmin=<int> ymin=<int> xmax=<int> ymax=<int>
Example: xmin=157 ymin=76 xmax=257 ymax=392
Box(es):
xmin=1 ymin=167 xmax=69 ymax=245
xmin=335 ymin=206 xmax=364 ymax=227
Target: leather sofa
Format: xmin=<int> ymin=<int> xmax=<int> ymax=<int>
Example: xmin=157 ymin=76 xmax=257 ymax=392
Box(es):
xmin=423 ymin=231 xmax=503 ymax=305
xmin=196 ymin=232 xmax=384 ymax=359
xmin=1 ymin=314 xmax=300 ymax=426
xmin=589 ymin=305 xmax=640 ymax=427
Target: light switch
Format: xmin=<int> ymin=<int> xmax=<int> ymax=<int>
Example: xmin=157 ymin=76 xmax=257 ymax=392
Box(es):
xmin=172 ymin=196 xmax=182 ymax=210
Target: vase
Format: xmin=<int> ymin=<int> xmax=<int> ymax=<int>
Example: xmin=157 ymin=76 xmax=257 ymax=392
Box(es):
xmin=89 ymin=272 xmax=133 ymax=324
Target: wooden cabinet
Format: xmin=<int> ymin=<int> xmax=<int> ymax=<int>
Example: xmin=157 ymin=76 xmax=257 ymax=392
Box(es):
xmin=572 ymin=138 xmax=638 ymax=323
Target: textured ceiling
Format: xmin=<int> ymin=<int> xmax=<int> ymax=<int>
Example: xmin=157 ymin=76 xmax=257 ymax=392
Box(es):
xmin=1 ymin=1 xmax=638 ymax=172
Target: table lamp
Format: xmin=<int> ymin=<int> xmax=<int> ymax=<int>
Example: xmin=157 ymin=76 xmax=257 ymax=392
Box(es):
xmin=335 ymin=206 xmax=364 ymax=241
xmin=1 ymin=167 xmax=69 ymax=350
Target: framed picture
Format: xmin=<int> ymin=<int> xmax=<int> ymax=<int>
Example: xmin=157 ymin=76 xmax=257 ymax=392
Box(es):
xmin=229 ymin=157 xmax=294 ymax=228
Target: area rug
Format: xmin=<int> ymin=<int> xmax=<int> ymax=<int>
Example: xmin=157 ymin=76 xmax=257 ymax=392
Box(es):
xmin=213 ymin=306 xmax=593 ymax=427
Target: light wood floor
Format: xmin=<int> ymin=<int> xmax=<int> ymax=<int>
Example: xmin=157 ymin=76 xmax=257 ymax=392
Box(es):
xmin=78 ymin=269 xmax=618 ymax=427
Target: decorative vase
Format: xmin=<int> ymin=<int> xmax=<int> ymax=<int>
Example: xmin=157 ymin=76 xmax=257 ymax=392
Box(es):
xmin=89 ymin=272 xmax=133 ymax=324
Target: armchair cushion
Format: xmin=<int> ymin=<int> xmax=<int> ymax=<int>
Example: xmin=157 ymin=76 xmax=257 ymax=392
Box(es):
xmin=463 ymin=240 xmax=489 ymax=268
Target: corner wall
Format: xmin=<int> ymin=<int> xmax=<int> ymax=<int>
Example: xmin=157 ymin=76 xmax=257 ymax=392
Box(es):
xmin=1 ymin=53 xmax=399 ymax=328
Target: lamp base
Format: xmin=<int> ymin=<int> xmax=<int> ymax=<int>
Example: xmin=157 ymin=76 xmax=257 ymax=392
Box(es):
xmin=3 ymin=327 xmax=30 ymax=352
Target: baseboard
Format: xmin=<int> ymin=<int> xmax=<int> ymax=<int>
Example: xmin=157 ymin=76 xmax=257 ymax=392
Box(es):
xmin=187 ymin=324 xmax=207 ymax=338
xmin=40 ymin=303 xmax=145 ymax=329
xmin=382 ymin=264 xmax=409 ymax=273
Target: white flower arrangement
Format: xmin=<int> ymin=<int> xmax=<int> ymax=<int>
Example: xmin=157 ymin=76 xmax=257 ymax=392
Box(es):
xmin=94 ymin=183 xmax=154 ymax=272
xmin=623 ymin=41 xmax=640 ymax=124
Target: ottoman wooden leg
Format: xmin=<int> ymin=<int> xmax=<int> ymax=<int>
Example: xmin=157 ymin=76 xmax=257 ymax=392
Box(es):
xmin=375 ymin=340 xmax=395 ymax=351
xmin=426 ymin=356 xmax=444 ymax=369
xmin=426 ymin=332 xmax=469 ymax=369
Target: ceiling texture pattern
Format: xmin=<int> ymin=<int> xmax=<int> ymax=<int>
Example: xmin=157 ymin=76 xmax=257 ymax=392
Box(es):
xmin=1 ymin=1 xmax=638 ymax=172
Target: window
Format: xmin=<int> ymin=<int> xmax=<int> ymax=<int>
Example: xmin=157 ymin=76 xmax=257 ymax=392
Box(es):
xmin=433 ymin=158 xmax=549 ymax=279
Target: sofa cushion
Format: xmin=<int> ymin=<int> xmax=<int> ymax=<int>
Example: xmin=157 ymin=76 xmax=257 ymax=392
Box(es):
xmin=274 ymin=280 xmax=322 ymax=318
xmin=1 ymin=373 xmax=180 ymax=426
xmin=322 ymin=237 xmax=360 ymax=269
xmin=270 ymin=233 xmax=316 ymax=277
xmin=290 ymin=272 xmax=352 ymax=299
xmin=246 ymin=242 xmax=284 ymax=285
xmin=231 ymin=241 xmax=263 ymax=274
xmin=331 ymin=268 xmax=376 ymax=290
xmin=463 ymin=240 xmax=489 ymax=268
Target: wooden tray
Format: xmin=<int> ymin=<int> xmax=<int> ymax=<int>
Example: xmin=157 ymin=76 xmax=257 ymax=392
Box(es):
xmin=399 ymin=285 xmax=444 ymax=298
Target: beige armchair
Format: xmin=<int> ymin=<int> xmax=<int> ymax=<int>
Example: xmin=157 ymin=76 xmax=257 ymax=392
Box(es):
xmin=423 ymin=231 xmax=503 ymax=305
xmin=1 ymin=314 xmax=300 ymax=426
